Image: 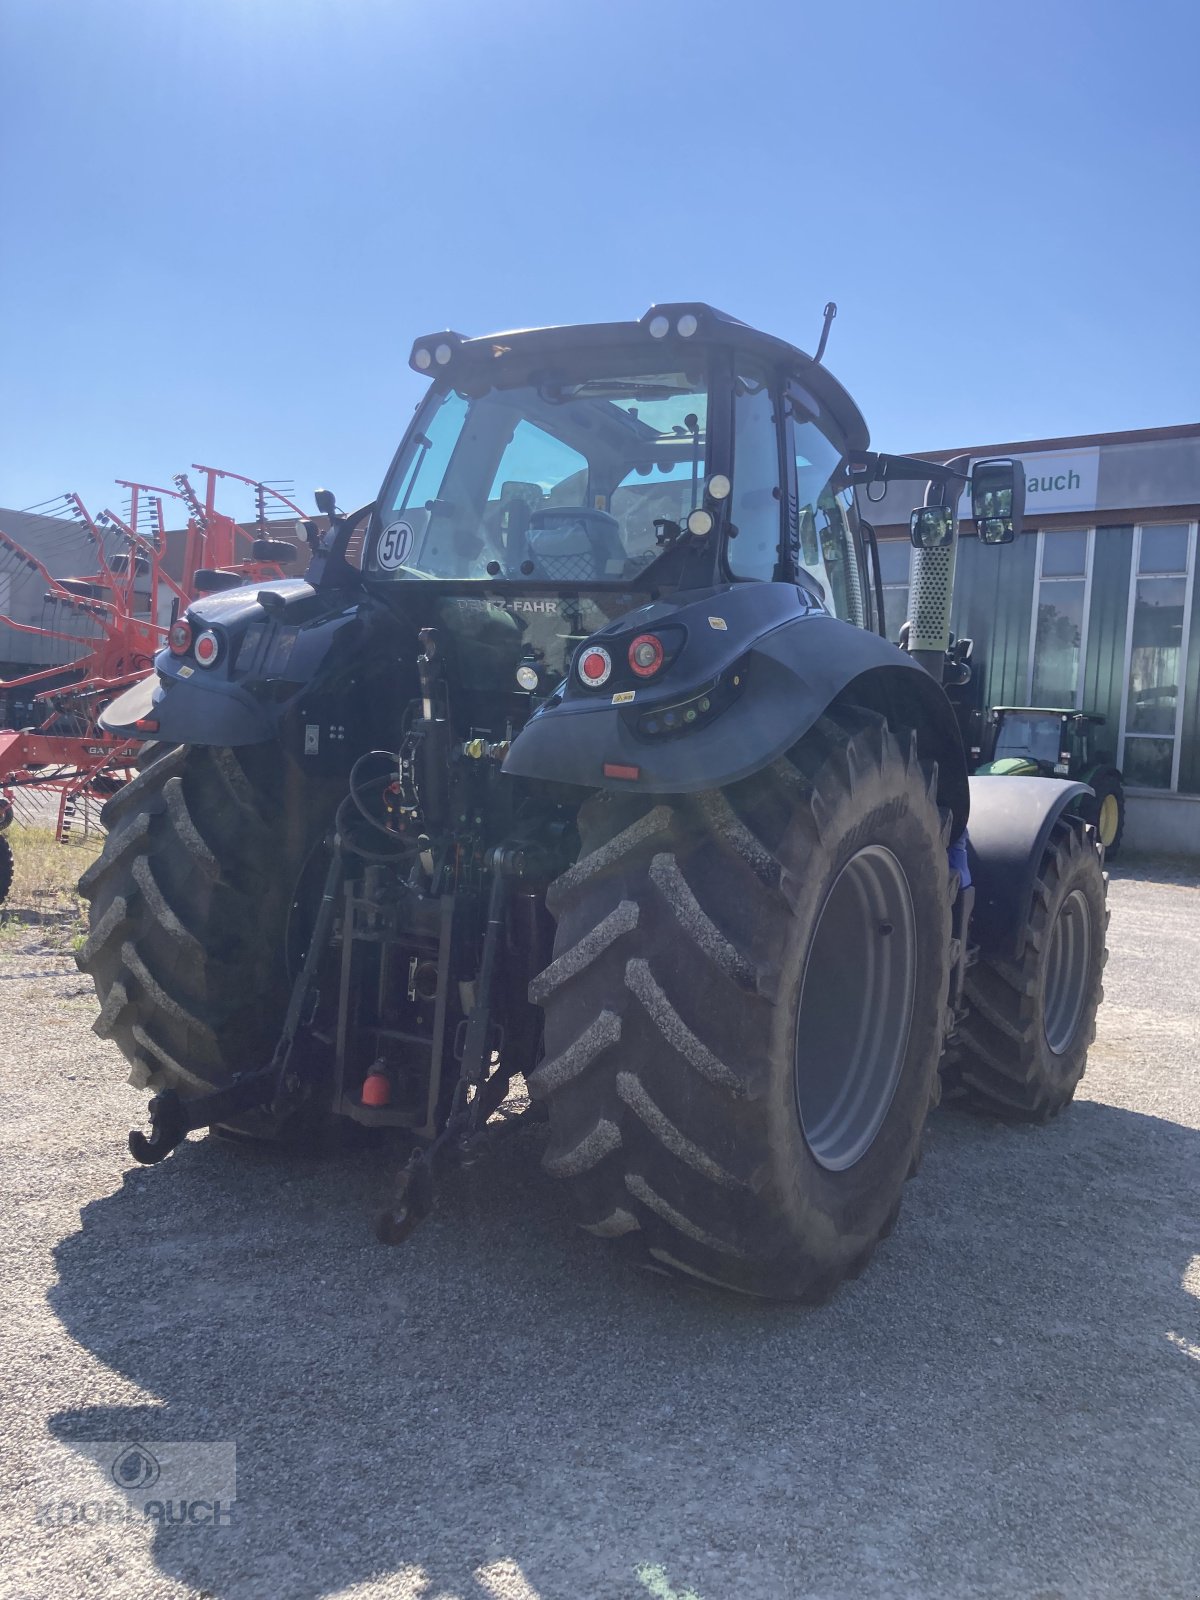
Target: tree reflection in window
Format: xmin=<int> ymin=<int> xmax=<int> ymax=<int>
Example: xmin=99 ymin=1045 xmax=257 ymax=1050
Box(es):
xmin=1122 ymin=523 xmax=1193 ymax=790
xmin=1031 ymin=531 xmax=1088 ymax=706
xmin=1127 ymin=576 xmax=1185 ymax=735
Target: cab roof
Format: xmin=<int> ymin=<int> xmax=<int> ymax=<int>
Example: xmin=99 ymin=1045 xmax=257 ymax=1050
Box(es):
xmin=407 ymin=302 xmax=870 ymax=452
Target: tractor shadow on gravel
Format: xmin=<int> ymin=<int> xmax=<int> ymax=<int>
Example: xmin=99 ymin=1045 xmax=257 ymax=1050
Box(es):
xmin=47 ymin=1097 xmax=1200 ymax=1600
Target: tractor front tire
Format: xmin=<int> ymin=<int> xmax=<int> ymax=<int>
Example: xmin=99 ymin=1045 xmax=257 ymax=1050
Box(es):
xmin=77 ymin=744 xmax=334 ymax=1135
xmin=949 ymin=821 xmax=1107 ymax=1120
xmin=531 ymin=711 xmax=953 ymax=1301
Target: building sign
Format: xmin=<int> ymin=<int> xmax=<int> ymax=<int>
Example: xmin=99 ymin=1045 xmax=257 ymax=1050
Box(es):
xmin=959 ymin=446 xmax=1099 ymax=518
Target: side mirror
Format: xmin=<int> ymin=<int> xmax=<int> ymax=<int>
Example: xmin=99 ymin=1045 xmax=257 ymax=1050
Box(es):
xmin=909 ymin=505 xmax=956 ymax=549
xmin=971 ymin=458 xmax=1024 ymax=544
xmin=251 ymin=538 xmax=297 ymax=564
xmin=314 ymin=487 xmax=337 ymax=517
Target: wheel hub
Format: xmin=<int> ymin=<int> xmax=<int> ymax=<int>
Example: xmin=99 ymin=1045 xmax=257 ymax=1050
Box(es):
xmin=1098 ymin=793 xmax=1119 ymax=847
xmin=794 ymin=845 xmax=918 ymax=1171
xmin=1043 ymin=888 xmax=1092 ymax=1054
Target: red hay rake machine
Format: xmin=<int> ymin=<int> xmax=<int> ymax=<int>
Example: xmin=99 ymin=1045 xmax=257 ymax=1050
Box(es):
xmin=0 ymin=467 xmax=306 ymax=872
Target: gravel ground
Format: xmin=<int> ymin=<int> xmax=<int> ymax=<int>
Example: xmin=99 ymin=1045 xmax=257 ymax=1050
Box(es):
xmin=1 ymin=862 xmax=1197 ymax=1600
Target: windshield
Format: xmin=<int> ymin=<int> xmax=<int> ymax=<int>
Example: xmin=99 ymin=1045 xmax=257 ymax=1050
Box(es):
xmin=369 ymin=359 xmax=709 ymax=584
xmin=994 ymin=713 xmax=1064 ymax=764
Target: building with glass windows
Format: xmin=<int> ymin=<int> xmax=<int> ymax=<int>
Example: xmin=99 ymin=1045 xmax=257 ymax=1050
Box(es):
xmin=867 ymin=423 xmax=1200 ymax=855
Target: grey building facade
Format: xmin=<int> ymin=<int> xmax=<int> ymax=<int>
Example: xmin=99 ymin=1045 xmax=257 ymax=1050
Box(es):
xmin=869 ymin=423 xmax=1200 ymax=855
xmin=0 ymin=509 xmax=124 ymax=672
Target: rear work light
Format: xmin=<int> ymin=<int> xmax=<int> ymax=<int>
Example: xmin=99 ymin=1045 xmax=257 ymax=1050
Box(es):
xmin=627 ymin=633 xmax=665 ymax=678
xmin=194 ymin=629 xmax=221 ymax=667
xmin=168 ymin=620 xmax=192 ymax=656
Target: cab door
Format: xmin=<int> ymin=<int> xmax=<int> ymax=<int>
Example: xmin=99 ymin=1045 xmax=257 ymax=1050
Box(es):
xmin=784 ymin=385 xmax=872 ymax=630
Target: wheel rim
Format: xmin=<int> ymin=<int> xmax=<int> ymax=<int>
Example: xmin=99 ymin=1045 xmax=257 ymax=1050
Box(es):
xmin=794 ymin=845 xmax=918 ymax=1172
xmin=1043 ymin=889 xmax=1092 ymax=1055
xmin=1098 ymin=793 xmax=1119 ymax=847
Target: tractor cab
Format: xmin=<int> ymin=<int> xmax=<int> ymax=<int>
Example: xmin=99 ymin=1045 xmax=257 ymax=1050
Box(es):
xmin=363 ymin=303 xmax=875 ymax=635
xmin=980 ymin=706 xmax=1102 ymax=777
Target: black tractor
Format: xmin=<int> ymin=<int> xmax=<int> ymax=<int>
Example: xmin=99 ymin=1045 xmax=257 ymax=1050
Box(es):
xmin=0 ymin=794 xmax=13 ymax=907
xmin=975 ymin=706 xmax=1125 ymax=856
xmin=82 ymin=303 xmax=1110 ymax=1301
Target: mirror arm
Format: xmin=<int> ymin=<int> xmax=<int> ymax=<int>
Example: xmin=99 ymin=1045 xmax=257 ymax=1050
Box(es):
xmin=922 ymin=454 xmax=972 ymax=508
xmin=846 ymin=451 xmax=972 ymax=489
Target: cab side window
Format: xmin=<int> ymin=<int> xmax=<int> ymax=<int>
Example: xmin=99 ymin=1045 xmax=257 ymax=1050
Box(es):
xmin=791 ymin=412 xmax=867 ymax=627
xmin=726 ymin=371 xmax=783 ymax=581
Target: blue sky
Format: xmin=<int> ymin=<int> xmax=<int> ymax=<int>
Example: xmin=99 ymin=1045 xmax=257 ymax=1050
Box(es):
xmin=2 ymin=0 xmax=1197 ymax=520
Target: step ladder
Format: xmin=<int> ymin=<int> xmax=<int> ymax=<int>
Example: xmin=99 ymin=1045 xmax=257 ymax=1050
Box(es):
xmin=58 ymin=791 xmax=78 ymax=843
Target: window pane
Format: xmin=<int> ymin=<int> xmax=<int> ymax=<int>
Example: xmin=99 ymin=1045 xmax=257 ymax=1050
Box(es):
xmin=883 ymin=586 xmax=909 ymax=639
xmin=1126 ymin=575 xmax=1186 ymax=733
xmin=489 ymin=421 xmax=589 ymax=502
xmin=1139 ymin=524 xmax=1189 ymax=574
xmin=1040 ymin=529 xmax=1088 ymax=577
xmin=792 ymin=417 xmax=853 ymax=614
xmin=1122 ymin=736 xmax=1174 ymax=789
xmin=995 ymin=713 xmax=1065 ymax=765
xmin=387 ymin=389 xmax=467 ymax=515
xmin=1031 ymin=578 xmax=1085 ymax=705
xmin=373 ymin=360 xmax=709 ymax=583
xmin=727 ymin=373 xmax=781 ymax=580
xmin=876 ymin=540 xmax=911 ymax=584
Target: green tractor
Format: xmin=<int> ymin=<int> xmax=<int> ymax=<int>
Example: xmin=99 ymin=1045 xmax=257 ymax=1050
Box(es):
xmin=976 ymin=707 xmax=1125 ymax=856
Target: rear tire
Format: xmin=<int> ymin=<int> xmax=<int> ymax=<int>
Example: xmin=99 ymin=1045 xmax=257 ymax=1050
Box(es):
xmin=531 ymin=710 xmax=953 ymax=1301
xmin=948 ymin=821 xmax=1107 ymax=1120
xmin=76 ymin=744 xmax=337 ymax=1135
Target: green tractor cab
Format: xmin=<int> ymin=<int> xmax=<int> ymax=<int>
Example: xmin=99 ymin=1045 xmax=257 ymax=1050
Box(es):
xmin=977 ymin=707 xmax=1125 ymax=854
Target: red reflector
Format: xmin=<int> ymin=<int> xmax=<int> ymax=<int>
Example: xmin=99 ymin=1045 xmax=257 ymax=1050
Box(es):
xmin=194 ymin=629 xmax=220 ymax=666
xmin=361 ymin=1071 xmax=391 ymax=1108
xmin=578 ymin=645 xmax=612 ymax=685
xmin=603 ymin=762 xmax=640 ymax=781
xmin=134 ymin=719 xmax=159 ymax=732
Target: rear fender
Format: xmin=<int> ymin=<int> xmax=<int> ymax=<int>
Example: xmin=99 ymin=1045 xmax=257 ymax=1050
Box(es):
xmin=504 ymin=603 xmax=970 ymax=837
xmin=100 ymin=579 xmax=369 ymax=756
xmin=966 ymin=775 xmax=1093 ymax=959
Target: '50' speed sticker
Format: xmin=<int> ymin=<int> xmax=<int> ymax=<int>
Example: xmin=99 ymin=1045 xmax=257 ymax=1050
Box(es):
xmin=376 ymin=521 xmax=415 ymax=570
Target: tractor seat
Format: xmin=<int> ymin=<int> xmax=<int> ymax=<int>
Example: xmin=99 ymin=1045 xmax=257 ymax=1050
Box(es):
xmin=524 ymin=507 xmax=626 ymax=583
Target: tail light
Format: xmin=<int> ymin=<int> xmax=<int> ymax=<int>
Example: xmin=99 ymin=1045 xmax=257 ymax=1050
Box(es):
xmin=168 ymin=620 xmax=192 ymax=656
xmin=577 ymin=645 xmax=612 ymax=687
xmin=628 ymin=633 xmax=665 ymax=678
xmin=194 ymin=629 xmax=221 ymax=667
